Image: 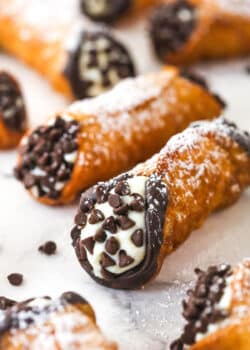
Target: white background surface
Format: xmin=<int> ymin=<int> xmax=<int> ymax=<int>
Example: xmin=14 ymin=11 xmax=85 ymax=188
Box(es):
xmin=0 ymin=15 xmax=250 ymax=350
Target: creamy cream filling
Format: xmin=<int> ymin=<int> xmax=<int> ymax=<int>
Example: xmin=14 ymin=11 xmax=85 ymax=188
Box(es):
xmin=85 ymin=0 xmax=108 ymax=16
xmin=80 ymin=176 xmax=148 ymax=278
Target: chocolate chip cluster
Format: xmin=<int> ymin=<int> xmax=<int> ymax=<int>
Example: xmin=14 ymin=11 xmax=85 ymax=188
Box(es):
xmin=72 ymin=176 xmax=146 ymax=279
xmin=81 ymin=0 xmax=131 ymax=23
xmin=149 ymin=0 xmax=197 ymax=60
xmin=14 ymin=117 xmax=80 ymax=200
xmin=170 ymin=264 xmax=233 ymax=350
xmin=0 ymin=71 xmax=27 ymax=132
xmin=65 ymin=31 xmax=136 ymax=99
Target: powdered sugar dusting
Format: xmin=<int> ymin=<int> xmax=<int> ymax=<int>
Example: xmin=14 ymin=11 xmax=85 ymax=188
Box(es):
xmin=217 ymin=0 xmax=250 ymax=16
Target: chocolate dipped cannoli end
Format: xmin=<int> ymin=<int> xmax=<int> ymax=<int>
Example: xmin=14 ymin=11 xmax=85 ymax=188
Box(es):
xmin=149 ymin=0 xmax=198 ymax=62
xmin=80 ymin=0 xmax=132 ymax=23
xmin=14 ymin=68 xmax=223 ymax=206
xmin=71 ymin=118 xmax=250 ymax=289
xmin=0 ymin=71 xmax=27 ymax=149
xmin=171 ymin=260 xmax=250 ymax=350
xmin=64 ymin=30 xmax=136 ymax=99
xmin=0 ymin=292 xmax=117 ymax=349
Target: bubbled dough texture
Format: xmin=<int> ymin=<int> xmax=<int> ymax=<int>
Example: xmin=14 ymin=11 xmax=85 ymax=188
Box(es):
xmin=57 ymin=68 xmax=221 ymax=204
xmin=1 ymin=5 xmax=250 ymax=350
xmin=0 ymin=299 xmax=117 ymax=350
xmin=133 ymin=121 xmax=250 ymax=278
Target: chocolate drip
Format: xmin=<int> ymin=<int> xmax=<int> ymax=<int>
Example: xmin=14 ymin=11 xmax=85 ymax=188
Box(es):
xmin=149 ymin=0 xmax=197 ymax=61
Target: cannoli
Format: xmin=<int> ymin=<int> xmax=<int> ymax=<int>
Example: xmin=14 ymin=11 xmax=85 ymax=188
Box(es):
xmin=150 ymin=0 xmax=250 ymax=65
xmin=71 ymin=118 xmax=250 ymax=289
xmin=170 ymin=259 xmax=250 ymax=350
xmin=0 ymin=0 xmax=136 ymax=100
xmin=14 ymin=67 xmax=222 ymax=205
xmin=0 ymin=291 xmax=117 ymax=350
xmin=0 ymin=71 xmax=27 ymax=149
xmin=80 ymin=0 xmax=159 ymax=23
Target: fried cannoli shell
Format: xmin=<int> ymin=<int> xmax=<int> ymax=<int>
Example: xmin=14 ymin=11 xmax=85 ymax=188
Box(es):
xmin=15 ymin=67 xmax=222 ymax=205
xmin=71 ymin=118 xmax=250 ymax=289
xmin=150 ymin=0 xmax=250 ymax=65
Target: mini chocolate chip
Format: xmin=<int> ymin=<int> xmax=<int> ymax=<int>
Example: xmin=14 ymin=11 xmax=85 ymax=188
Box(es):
xmin=100 ymin=252 xmax=116 ymax=268
xmin=115 ymin=181 xmax=130 ymax=195
xmin=130 ymin=194 xmax=145 ymax=211
xmin=7 ymin=273 xmax=23 ymax=286
xmin=88 ymin=209 xmax=105 ymax=224
xmin=108 ymin=193 xmax=122 ymax=208
xmin=131 ymin=229 xmax=144 ymax=247
xmin=75 ymin=212 xmax=87 ymax=226
xmin=117 ymin=215 xmax=135 ymax=230
xmin=105 ymin=237 xmax=120 ymax=255
xmin=23 ymin=173 xmax=36 ymax=188
xmin=38 ymin=241 xmax=57 ymax=255
xmin=80 ymin=197 xmax=95 ymax=212
xmin=0 ymin=297 xmax=16 ymax=310
xmin=94 ymin=228 xmax=107 ymax=243
xmin=96 ymin=184 xmax=109 ymax=203
xmin=103 ymin=216 xmax=117 ymax=234
xmin=82 ymin=237 xmax=95 ymax=254
xmin=114 ymin=204 xmax=129 ymax=215
xmin=119 ymin=250 xmax=134 ymax=268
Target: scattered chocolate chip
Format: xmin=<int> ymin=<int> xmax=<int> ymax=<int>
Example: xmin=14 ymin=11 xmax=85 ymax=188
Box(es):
xmin=7 ymin=273 xmax=23 ymax=287
xmin=75 ymin=212 xmax=87 ymax=226
xmin=103 ymin=216 xmax=117 ymax=234
xmin=105 ymin=237 xmax=120 ymax=255
xmin=119 ymin=250 xmax=134 ymax=268
xmin=115 ymin=181 xmax=130 ymax=196
xmin=100 ymin=252 xmax=116 ymax=268
xmin=94 ymin=228 xmax=107 ymax=243
xmin=114 ymin=203 xmax=129 ymax=215
xmin=38 ymin=241 xmax=57 ymax=255
xmin=131 ymin=229 xmax=144 ymax=247
xmin=78 ymin=241 xmax=87 ymax=261
xmin=0 ymin=297 xmax=16 ymax=310
xmin=108 ymin=193 xmax=122 ymax=208
xmin=149 ymin=1 xmax=197 ymax=61
xmin=81 ymin=0 xmax=132 ymax=23
xmin=117 ymin=215 xmax=135 ymax=230
xmin=82 ymin=237 xmax=95 ymax=254
xmin=130 ymin=193 xmax=145 ymax=211
xmin=88 ymin=209 xmax=105 ymax=224
xmin=14 ymin=117 xmax=80 ymax=200
xmin=64 ymin=31 xmax=136 ymax=100
xmin=0 ymin=71 xmax=27 ymax=132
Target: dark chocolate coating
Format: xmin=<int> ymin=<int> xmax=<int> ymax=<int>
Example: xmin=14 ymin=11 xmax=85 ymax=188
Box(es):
xmin=81 ymin=0 xmax=132 ymax=23
xmin=149 ymin=0 xmax=197 ymax=61
xmin=72 ymin=173 xmax=168 ymax=289
xmin=64 ymin=30 xmax=136 ymax=100
xmin=0 ymin=71 xmax=27 ymax=132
